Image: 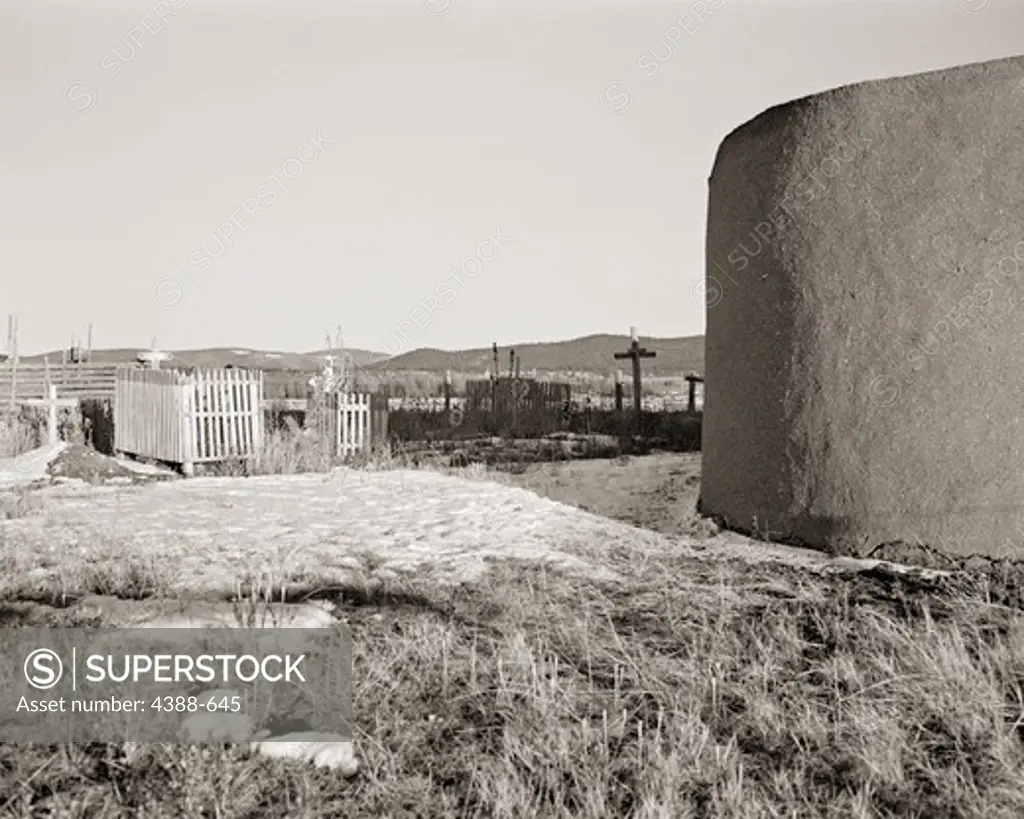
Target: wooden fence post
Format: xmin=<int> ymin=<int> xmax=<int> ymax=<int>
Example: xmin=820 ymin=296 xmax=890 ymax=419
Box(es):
xmin=684 ymin=374 xmax=703 ymax=414
xmin=8 ymin=317 xmax=18 ymax=412
xmin=181 ymin=372 xmax=195 ymax=477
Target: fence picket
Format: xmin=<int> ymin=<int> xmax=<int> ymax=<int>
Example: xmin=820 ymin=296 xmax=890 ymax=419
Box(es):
xmin=197 ymin=370 xmax=208 ymax=460
xmin=212 ymin=369 xmax=222 ymax=459
xmin=219 ymin=369 xmax=229 ymax=458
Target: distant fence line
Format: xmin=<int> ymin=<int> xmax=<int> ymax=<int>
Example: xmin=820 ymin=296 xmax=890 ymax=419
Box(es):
xmin=0 ymin=362 xmax=120 ymax=402
xmin=0 ymin=364 xmax=705 ymax=413
xmin=3 ymin=360 xmax=703 ymax=459
xmin=0 ymin=362 xmax=704 ymax=401
xmin=464 ymin=378 xmax=571 ymax=437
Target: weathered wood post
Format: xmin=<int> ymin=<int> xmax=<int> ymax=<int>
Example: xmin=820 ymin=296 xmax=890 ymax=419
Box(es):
xmin=491 ymin=342 xmax=499 ymax=434
xmin=179 ymin=373 xmax=195 ymax=477
xmin=332 ymin=325 xmax=352 ymax=392
xmin=685 ymin=374 xmax=702 ymax=414
xmin=44 ymin=383 xmax=56 ymax=447
xmin=8 ymin=315 xmax=18 ymax=412
xmin=614 ymin=369 xmax=624 ymax=413
xmin=613 ymin=326 xmax=656 ymax=436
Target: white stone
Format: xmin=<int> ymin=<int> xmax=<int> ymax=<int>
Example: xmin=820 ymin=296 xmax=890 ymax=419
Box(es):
xmin=249 ymin=732 xmax=359 ymax=776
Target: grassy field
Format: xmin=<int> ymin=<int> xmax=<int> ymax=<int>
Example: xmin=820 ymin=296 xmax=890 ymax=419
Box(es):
xmin=2 ymin=444 xmax=1024 ymax=817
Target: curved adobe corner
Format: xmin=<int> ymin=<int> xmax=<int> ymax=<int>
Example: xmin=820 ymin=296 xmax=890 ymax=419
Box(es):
xmin=700 ymin=54 xmax=1024 ymax=559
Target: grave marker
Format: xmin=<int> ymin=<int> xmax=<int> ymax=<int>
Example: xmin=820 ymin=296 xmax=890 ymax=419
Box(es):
xmin=22 ymin=385 xmax=78 ymax=446
xmin=613 ymin=326 xmax=656 ymax=434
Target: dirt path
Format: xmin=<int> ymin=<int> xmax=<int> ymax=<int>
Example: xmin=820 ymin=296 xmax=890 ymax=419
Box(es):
xmin=495 ymin=452 xmax=952 ymax=578
xmin=498 ymin=452 xmax=707 ymax=538
xmin=0 ymin=443 xmax=66 ymax=489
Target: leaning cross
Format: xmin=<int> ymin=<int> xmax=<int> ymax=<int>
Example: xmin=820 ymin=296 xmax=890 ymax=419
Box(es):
xmin=613 ymin=326 xmax=656 ymax=435
xmin=22 ymin=385 xmax=78 ymax=446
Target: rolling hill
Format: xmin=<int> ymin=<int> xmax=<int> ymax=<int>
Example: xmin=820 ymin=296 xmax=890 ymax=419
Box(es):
xmin=373 ymin=334 xmax=704 ymax=376
xmin=19 ymin=347 xmax=381 ymax=371
xmin=17 ymin=335 xmax=704 ymax=376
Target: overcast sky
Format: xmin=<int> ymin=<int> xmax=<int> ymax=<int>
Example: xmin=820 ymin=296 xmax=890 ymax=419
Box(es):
xmin=3 ymin=0 xmax=1023 ymax=356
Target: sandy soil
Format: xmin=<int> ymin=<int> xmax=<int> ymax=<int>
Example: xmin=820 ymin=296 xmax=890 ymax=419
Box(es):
xmin=489 ymin=452 xmax=955 ymax=578
xmin=496 ymin=452 xmax=708 ymax=538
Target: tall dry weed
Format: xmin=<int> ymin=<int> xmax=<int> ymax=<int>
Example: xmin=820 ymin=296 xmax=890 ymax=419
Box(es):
xmin=0 ymin=410 xmax=41 ymax=458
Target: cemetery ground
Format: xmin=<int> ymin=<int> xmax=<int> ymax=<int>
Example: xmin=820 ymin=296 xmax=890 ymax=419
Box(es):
xmin=1 ymin=434 xmax=1024 ymax=815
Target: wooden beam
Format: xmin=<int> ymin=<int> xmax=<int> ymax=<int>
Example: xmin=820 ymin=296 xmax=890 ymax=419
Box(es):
xmin=261 ymin=398 xmax=309 ymax=411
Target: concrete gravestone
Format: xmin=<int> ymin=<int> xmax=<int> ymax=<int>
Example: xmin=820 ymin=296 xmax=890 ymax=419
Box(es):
xmin=700 ymin=54 xmax=1024 ymax=559
xmin=77 ymin=596 xmax=359 ymax=777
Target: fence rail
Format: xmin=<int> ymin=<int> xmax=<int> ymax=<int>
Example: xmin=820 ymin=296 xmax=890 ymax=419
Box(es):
xmin=0 ymin=362 xmax=119 ymax=402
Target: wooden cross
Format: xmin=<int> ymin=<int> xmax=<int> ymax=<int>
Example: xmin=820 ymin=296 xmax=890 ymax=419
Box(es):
xmin=613 ymin=326 xmax=656 ymax=434
xmin=137 ymin=338 xmax=171 ymax=370
xmin=22 ymin=385 xmax=78 ymax=446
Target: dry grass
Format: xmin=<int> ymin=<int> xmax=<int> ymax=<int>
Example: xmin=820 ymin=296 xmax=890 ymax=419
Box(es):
xmin=0 ymin=412 xmax=39 ymax=459
xmin=2 ymin=439 xmax=1024 ymax=815
xmin=202 ymin=418 xmax=407 ymax=477
xmin=0 ymin=487 xmax=43 ymax=521
xmin=1 ymin=536 xmax=1024 ymax=816
xmin=0 ymin=407 xmax=87 ymax=459
xmin=77 ymin=553 xmax=176 ymax=600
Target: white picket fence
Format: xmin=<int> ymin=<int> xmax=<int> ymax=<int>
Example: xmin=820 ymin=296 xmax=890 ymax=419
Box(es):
xmin=336 ymin=393 xmax=371 ymax=456
xmin=115 ymin=366 xmax=263 ymax=475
